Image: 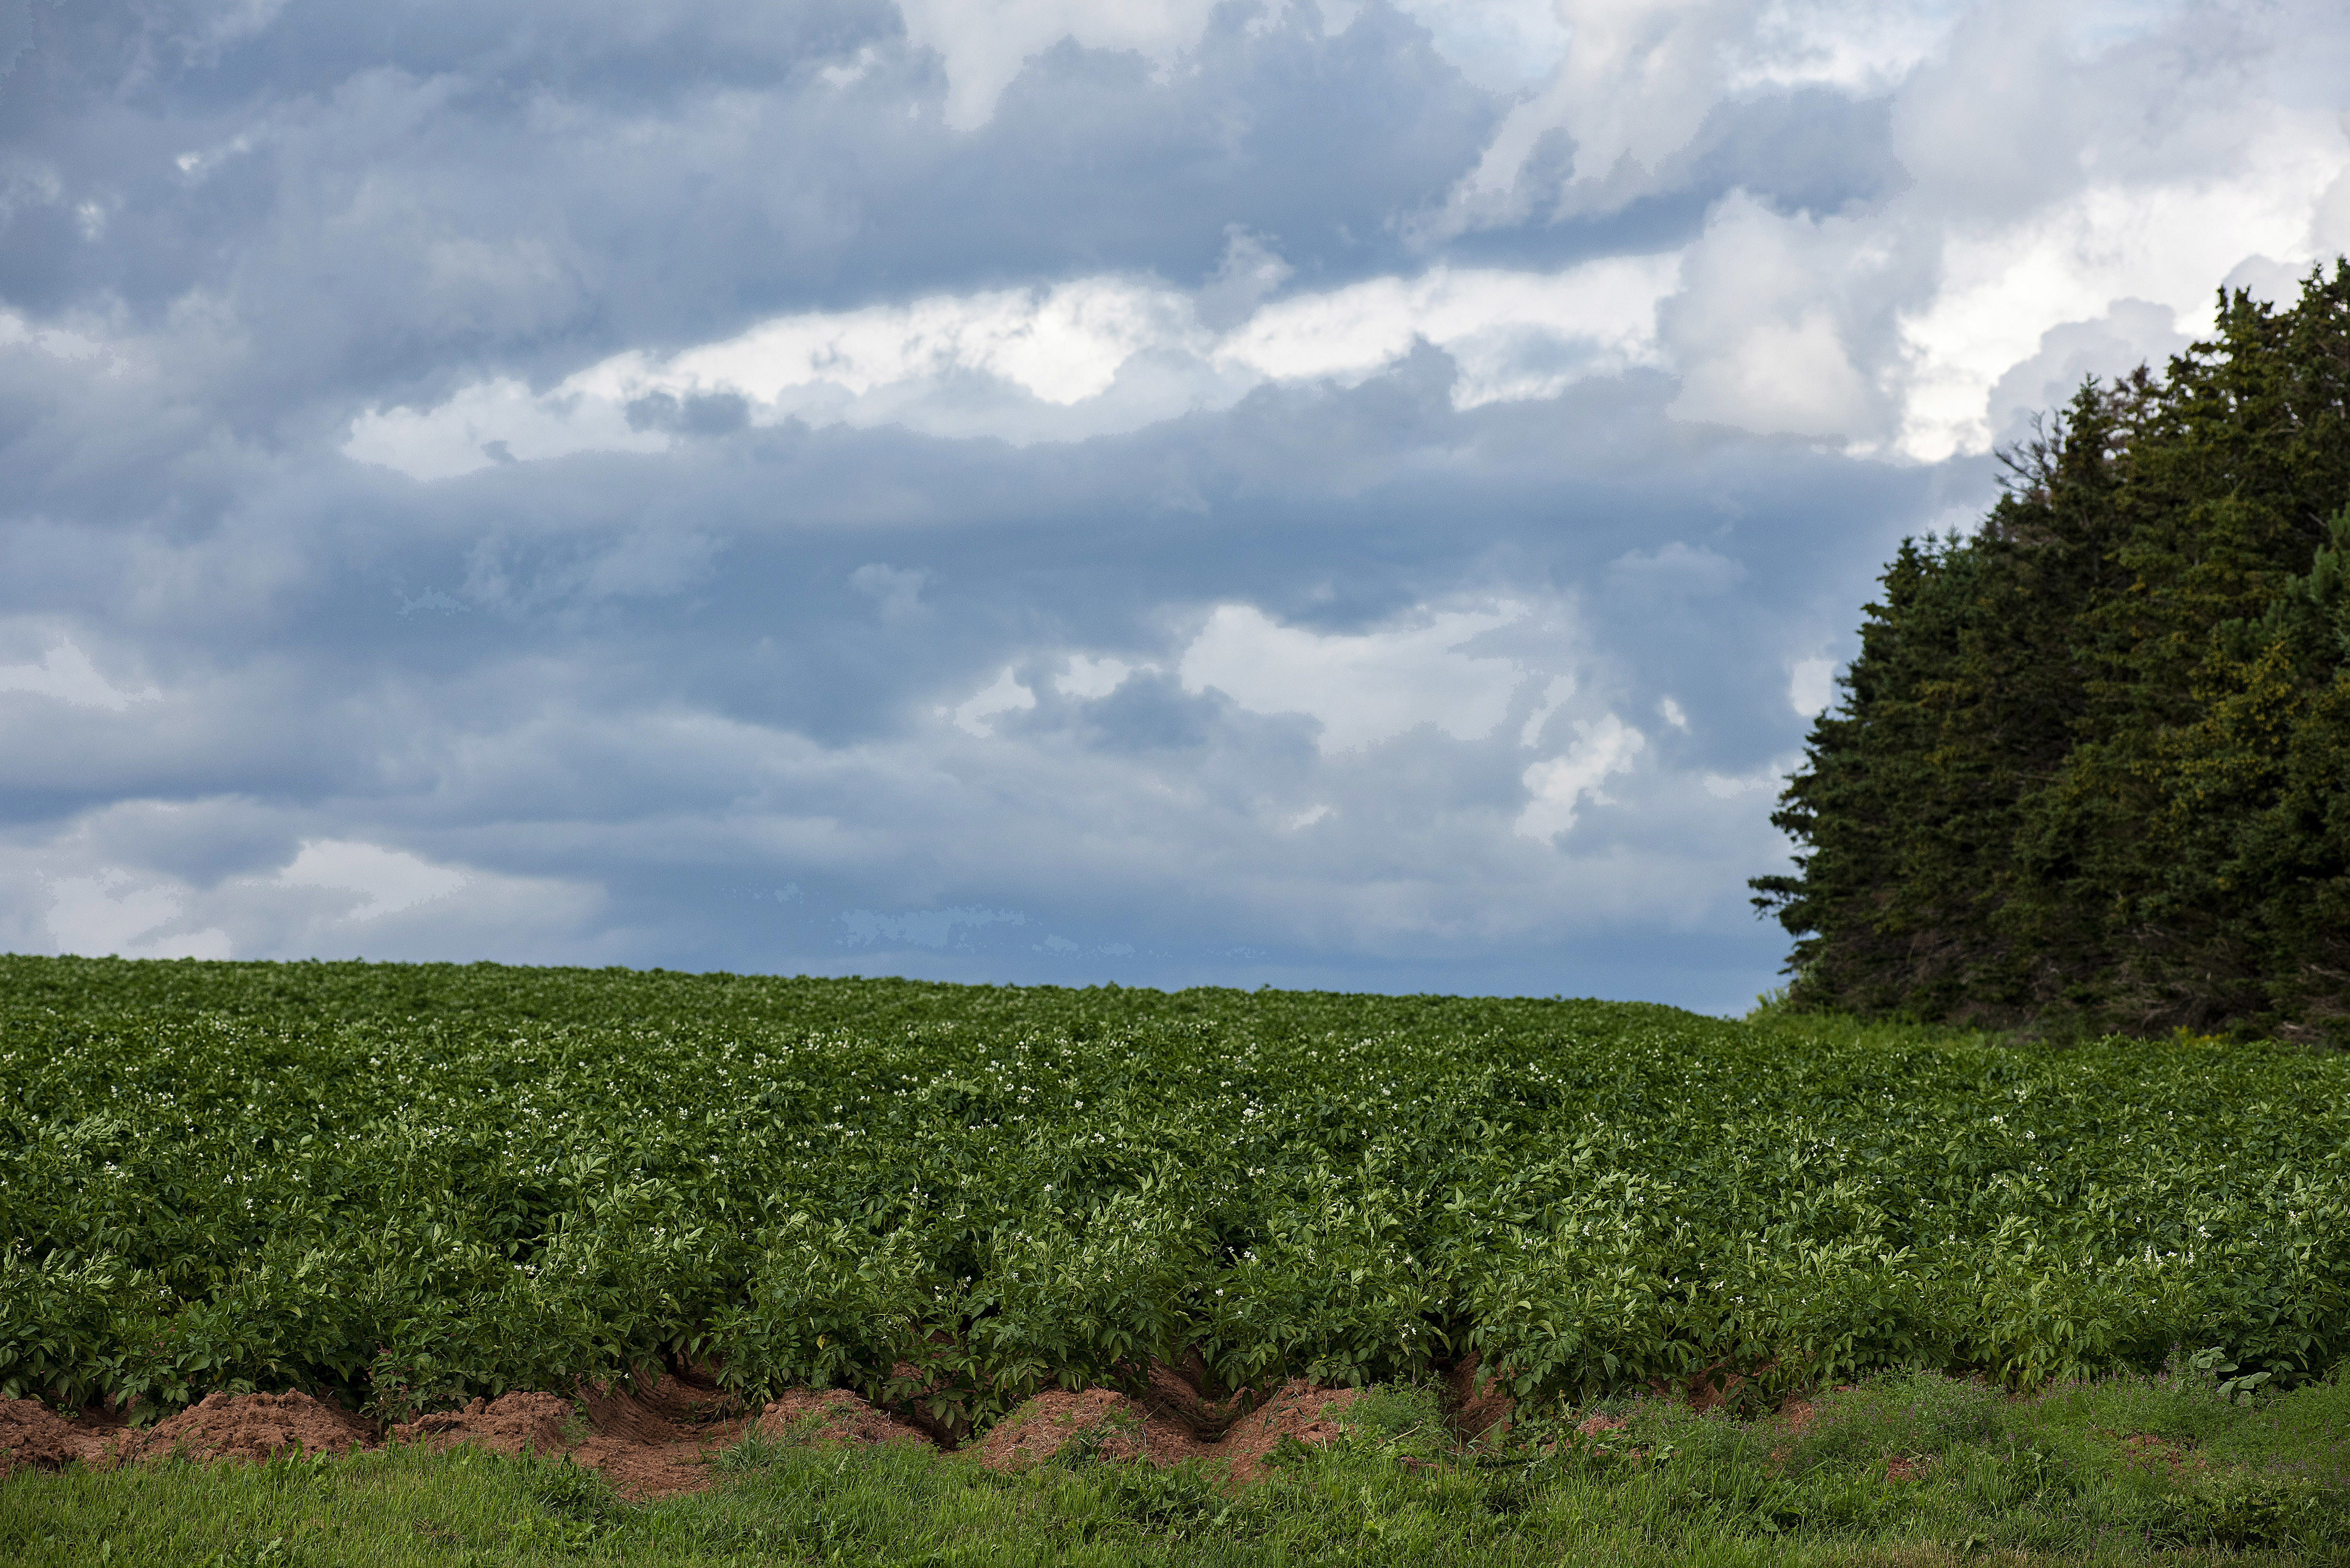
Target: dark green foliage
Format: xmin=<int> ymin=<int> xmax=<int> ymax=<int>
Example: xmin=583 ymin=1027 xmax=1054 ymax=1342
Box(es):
xmin=1757 ymin=261 xmax=2350 ymax=1042
xmin=5 ymin=957 xmax=2350 ymax=1432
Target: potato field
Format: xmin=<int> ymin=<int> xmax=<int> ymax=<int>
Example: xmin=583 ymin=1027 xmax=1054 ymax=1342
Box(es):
xmin=3 ymin=956 xmax=2345 ymax=1439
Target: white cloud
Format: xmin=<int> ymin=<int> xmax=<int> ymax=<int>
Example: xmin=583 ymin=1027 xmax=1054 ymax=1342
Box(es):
xmin=1518 ymin=673 xmax=1577 ymax=748
xmin=1703 ymin=760 xmax=1790 ymax=799
xmin=0 ymin=641 xmax=158 ymax=712
xmin=1490 ymin=0 xmax=1745 ymax=192
xmin=1788 ymin=657 xmax=1838 ymax=717
xmin=1662 ymin=193 xmax=1893 ymax=441
xmin=343 ymin=375 xmax=667 ymax=482
xmin=892 ymin=0 xmax=1946 ymax=144
xmin=175 ymin=133 xmax=257 ymax=180
xmin=1055 ymin=654 xmax=1139 ymax=699
xmin=1362 ymin=0 xmax=1573 ymax=92
xmin=891 ymin=0 xmax=1227 ymax=130
xmin=1982 ymin=297 xmax=2188 ymax=446
xmin=1733 ymin=0 xmax=1963 ymax=94
xmin=344 ymin=254 xmax=1679 ymax=477
xmin=1516 ymin=713 xmax=1648 ymax=841
xmin=650 ymin=278 xmax=1189 ymax=407
xmin=1216 ymin=254 xmax=1681 ymax=408
xmin=1417 ymin=0 xmax=2350 ymax=459
xmin=195 ymin=0 xmax=290 ymax=51
xmin=345 ymin=113 xmax=2339 ymax=480
xmin=0 ymin=309 xmax=119 ymax=367
xmin=273 ymin=839 xmax=467 ymax=921
xmin=1658 ymin=695 xmax=1690 ymax=730
xmin=1179 ymin=602 xmax=1530 ymax=753
xmin=2315 ymin=167 xmax=2350 ymax=254
xmin=1195 ymin=227 xmax=1296 ymax=331
xmin=1443 ymin=0 xmax=1955 ymax=231
xmin=13 ymin=830 xmax=606 ymax=964
xmin=346 ymin=277 xmax=1223 ymax=477
xmin=942 ymin=666 xmax=1038 ymax=736
xmin=819 ymin=46 xmax=880 ymax=89
xmin=44 ymin=871 xmax=231 ymax=959
xmin=1895 ymin=116 xmax=2349 ymax=458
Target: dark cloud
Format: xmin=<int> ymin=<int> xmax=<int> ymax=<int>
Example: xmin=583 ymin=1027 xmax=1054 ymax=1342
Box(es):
xmin=0 ymin=0 xmax=1509 ymax=426
xmin=2 ymin=0 xmax=2328 ymax=1009
xmin=0 ymin=313 xmax=1943 ymax=1006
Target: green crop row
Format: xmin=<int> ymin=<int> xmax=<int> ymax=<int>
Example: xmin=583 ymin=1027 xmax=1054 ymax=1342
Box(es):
xmin=2 ymin=957 xmax=2345 ymax=1435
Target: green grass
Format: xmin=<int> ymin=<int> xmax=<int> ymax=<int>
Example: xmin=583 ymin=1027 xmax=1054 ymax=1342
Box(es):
xmin=6 ymin=1369 xmax=2346 ymax=1565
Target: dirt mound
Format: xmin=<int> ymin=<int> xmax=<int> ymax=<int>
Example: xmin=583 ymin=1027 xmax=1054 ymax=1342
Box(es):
xmin=390 ymin=1392 xmax=573 ymax=1456
xmin=759 ymin=1389 xmax=931 ymax=1447
xmin=0 ymin=1398 xmax=108 ymax=1473
xmin=571 ymin=1373 xmax=749 ymax=1498
xmin=135 ymin=1390 xmax=372 ymax=1463
xmin=5 ymin=1369 xmax=1355 ymax=1493
xmin=977 ymin=1388 xmax=1169 ymax=1469
xmin=383 ymin=1374 xmax=749 ymax=1499
xmin=391 ymin=1373 xmax=752 ymax=1499
xmin=1217 ymin=1380 xmax=1359 ymax=1480
xmin=977 ymin=1378 xmax=1358 ymax=1482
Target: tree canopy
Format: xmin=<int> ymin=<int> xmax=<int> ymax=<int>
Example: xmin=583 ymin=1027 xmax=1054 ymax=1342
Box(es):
xmin=1756 ymin=262 xmax=2350 ymax=1045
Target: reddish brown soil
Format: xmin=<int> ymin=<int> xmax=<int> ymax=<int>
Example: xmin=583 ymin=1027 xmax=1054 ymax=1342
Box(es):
xmin=382 ymin=1377 xmax=751 ymax=1499
xmin=0 ymin=1398 xmax=109 ymax=1473
xmin=133 ymin=1390 xmax=374 ymax=1464
xmin=976 ymin=1388 xmax=1173 ymax=1469
xmin=389 ymin=1392 xmax=574 ymax=1457
xmin=387 ymin=1375 xmax=754 ymax=1498
xmin=1138 ymin=1358 xmax=1255 ymax=1436
xmin=1444 ymin=1351 xmax=1514 ymax=1439
xmin=1774 ymin=1396 xmax=1818 ymax=1440
xmin=1220 ymin=1380 xmax=1359 ymax=1478
xmin=976 ymin=1377 xmax=1359 ymax=1482
xmin=4 ymin=1366 xmax=1364 ymax=1494
xmin=1682 ymin=1376 xmax=1736 ymax=1413
xmin=570 ymin=1376 xmax=749 ymax=1498
xmin=2121 ymin=1432 xmax=2196 ymax=1473
xmin=759 ymin=1389 xmax=930 ymax=1447
xmin=2 ymin=1376 xmax=744 ymax=1500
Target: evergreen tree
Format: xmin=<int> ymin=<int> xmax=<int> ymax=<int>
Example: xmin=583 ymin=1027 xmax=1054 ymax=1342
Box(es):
xmin=1757 ymin=262 xmax=2350 ymax=1044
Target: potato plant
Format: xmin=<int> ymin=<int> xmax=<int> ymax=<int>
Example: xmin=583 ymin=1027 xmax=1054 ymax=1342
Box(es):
xmin=1 ymin=957 xmax=2345 ymax=1430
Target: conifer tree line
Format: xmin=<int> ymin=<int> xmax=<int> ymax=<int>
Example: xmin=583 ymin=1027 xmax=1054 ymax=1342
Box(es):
xmin=1755 ymin=261 xmax=2350 ymax=1045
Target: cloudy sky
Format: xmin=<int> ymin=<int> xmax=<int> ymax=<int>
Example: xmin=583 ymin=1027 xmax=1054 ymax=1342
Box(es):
xmin=4 ymin=0 xmax=2346 ymax=1010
